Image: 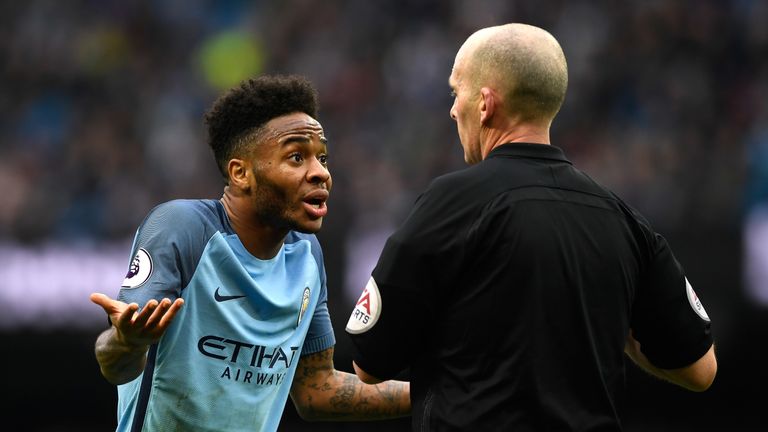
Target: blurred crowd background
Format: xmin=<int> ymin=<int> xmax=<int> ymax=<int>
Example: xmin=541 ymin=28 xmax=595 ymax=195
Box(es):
xmin=1 ymin=0 xmax=766 ymax=430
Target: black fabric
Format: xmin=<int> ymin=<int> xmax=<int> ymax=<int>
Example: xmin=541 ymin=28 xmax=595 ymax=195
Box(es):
xmin=347 ymin=143 xmax=713 ymax=431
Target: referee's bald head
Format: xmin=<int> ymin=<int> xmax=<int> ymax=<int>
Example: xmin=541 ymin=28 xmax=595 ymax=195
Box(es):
xmin=456 ymin=23 xmax=568 ymax=123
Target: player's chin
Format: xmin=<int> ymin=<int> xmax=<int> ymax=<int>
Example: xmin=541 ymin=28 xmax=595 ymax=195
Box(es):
xmin=292 ymin=217 xmax=324 ymax=234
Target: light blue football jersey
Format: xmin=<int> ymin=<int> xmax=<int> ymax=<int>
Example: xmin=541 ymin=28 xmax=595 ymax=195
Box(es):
xmin=114 ymin=199 xmax=335 ymax=432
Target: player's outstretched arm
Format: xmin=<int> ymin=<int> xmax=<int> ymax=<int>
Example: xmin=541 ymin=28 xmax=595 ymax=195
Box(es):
xmin=90 ymin=293 xmax=184 ymax=385
xmin=624 ymin=331 xmax=717 ymax=392
xmin=289 ymin=347 xmax=410 ymax=421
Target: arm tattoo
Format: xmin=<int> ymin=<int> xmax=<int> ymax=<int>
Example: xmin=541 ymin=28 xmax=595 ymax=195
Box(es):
xmin=291 ymin=348 xmax=410 ymax=420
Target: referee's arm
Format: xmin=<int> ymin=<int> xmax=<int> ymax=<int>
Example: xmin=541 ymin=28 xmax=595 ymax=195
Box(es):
xmin=353 ymin=361 xmax=383 ymax=384
xmin=624 ymin=331 xmax=717 ymax=392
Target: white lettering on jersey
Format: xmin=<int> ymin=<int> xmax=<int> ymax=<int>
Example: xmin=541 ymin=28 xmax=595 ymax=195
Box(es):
xmin=121 ymin=248 xmax=153 ymax=288
xmin=685 ymin=277 xmax=710 ymax=321
xmin=346 ymin=277 xmax=382 ymax=334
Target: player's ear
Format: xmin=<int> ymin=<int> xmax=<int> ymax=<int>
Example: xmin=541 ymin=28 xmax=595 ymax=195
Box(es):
xmin=227 ymin=158 xmax=250 ymax=191
xmin=479 ymin=87 xmax=495 ymax=124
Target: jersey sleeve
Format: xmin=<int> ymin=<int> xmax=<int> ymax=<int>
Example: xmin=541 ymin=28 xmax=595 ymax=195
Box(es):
xmin=345 ymin=188 xmax=447 ymax=380
xmin=300 ymin=234 xmax=336 ymax=356
xmin=117 ymin=200 xmax=210 ymax=307
xmin=346 ymin=269 xmax=428 ymax=380
xmin=631 ymin=231 xmax=714 ymax=369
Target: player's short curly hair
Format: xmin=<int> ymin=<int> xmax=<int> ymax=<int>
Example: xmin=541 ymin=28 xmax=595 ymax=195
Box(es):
xmin=204 ymin=74 xmax=319 ymax=181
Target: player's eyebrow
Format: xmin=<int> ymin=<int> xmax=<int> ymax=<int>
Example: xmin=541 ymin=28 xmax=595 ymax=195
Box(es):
xmin=282 ymin=135 xmax=309 ymax=144
xmin=280 ymin=135 xmax=329 ymax=147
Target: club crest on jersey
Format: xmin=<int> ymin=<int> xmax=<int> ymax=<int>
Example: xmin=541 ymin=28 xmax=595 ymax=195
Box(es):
xmin=297 ymin=287 xmax=311 ymax=327
xmin=346 ymin=277 xmax=382 ymax=334
xmin=121 ymin=248 xmax=153 ymax=288
xmin=685 ymin=277 xmax=710 ymax=321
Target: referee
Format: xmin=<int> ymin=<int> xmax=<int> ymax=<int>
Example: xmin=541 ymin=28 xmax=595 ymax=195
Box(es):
xmin=345 ymin=23 xmax=716 ymax=431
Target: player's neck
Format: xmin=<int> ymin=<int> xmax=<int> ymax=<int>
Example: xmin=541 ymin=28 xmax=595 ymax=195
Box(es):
xmin=220 ymin=192 xmax=287 ymax=260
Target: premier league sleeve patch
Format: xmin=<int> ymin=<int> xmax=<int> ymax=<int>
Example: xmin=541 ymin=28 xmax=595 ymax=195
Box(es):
xmin=346 ymin=277 xmax=382 ymax=334
xmin=685 ymin=277 xmax=710 ymax=322
xmin=121 ymin=248 xmax=153 ymax=288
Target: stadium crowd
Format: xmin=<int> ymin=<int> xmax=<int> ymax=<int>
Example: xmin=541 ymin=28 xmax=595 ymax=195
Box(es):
xmin=1 ymin=0 xmax=766 ymax=430
xmin=1 ymin=0 xmax=759 ymax=243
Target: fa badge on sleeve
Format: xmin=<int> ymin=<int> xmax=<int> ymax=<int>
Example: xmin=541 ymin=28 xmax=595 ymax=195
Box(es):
xmin=685 ymin=277 xmax=710 ymax=322
xmin=346 ymin=277 xmax=382 ymax=334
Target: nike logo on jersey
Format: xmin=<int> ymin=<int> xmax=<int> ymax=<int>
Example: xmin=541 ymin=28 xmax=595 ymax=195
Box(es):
xmin=214 ymin=287 xmax=246 ymax=302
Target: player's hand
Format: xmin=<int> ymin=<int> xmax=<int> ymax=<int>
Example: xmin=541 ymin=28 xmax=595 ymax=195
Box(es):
xmin=90 ymin=293 xmax=184 ymax=348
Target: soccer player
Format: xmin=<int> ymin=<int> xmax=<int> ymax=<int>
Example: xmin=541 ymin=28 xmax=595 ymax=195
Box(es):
xmin=346 ymin=23 xmax=716 ymax=431
xmin=90 ymin=75 xmax=409 ymax=431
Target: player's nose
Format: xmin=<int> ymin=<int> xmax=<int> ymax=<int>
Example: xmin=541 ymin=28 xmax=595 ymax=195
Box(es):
xmin=307 ymin=157 xmax=330 ymax=184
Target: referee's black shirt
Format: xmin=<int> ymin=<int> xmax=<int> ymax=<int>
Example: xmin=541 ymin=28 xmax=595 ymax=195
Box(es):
xmin=347 ymin=143 xmax=713 ymax=431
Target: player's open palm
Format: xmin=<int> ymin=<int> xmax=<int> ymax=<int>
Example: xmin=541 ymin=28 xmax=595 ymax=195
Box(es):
xmin=90 ymin=293 xmax=184 ymax=347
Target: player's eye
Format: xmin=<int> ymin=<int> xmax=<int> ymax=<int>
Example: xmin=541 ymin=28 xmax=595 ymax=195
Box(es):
xmin=290 ymin=153 xmax=303 ymax=163
xmin=449 ymin=90 xmax=457 ymax=98
xmin=318 ymin=154 xmax=328 ymax=165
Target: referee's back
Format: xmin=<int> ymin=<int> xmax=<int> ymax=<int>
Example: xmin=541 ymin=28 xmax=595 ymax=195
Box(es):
xmin=353 ymin=144 xmax=711 ymax=431
xmin=418 ymin=143 xmax=640 ymax=430
xmin=348 ymin=20 xmax=715 ymax=431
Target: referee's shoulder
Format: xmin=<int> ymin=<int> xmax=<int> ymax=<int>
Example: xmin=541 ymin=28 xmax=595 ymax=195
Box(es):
xmin=423 ymin=164 xmax=482 ymax=195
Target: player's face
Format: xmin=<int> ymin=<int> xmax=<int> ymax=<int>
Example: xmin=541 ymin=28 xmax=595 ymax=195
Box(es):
xmin=248 ymin=112 xmax=331 ymax=234
xmin=449 ymin=51 xmax=482 ymax=165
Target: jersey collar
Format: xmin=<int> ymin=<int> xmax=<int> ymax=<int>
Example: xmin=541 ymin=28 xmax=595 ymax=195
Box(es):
xmin=487 ymin=143 xmax=572 ymax=164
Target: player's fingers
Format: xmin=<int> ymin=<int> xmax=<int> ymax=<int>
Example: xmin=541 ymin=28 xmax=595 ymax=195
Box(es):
xmin=145 ymin=298 xmax=171 ymax=328
xmin=90 ymin=293 xmax=133 ymax=321
xmin=157 ymin=298 xmax=184 ymax=329
xmin=115 ymin=303 xmax=140 ymax=328
xmin=89 ymin=292 xmax=108 ymax=305
xmin=132 ymin=300 xmax=159 ymax=327
xmin=90 ymin=293 xmax=118 ymax=312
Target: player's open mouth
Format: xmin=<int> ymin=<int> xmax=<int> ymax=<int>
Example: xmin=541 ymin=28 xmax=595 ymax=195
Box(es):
xmin=302 ymin=190 xmax=329 ymax=218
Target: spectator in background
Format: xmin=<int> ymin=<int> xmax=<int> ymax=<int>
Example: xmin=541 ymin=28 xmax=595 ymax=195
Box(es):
xmin=0 ymin=1 xmax=745 ymax=248
xmin=346 ymin=23 xmax=716 ymax=431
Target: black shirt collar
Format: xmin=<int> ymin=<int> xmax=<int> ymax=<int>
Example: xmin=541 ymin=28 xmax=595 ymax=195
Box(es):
xmin=486 ymin=143 xmax=571 ymax=164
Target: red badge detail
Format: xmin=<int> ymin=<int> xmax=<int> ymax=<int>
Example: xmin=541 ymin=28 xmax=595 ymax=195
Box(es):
xmin=356 ymin=289 xmax=372 ymax=315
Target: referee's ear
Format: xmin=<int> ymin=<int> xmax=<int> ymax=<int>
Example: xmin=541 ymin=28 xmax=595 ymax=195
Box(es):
xmin=479 ymin=86 xmax=496 ymax=125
